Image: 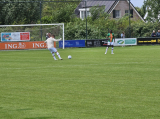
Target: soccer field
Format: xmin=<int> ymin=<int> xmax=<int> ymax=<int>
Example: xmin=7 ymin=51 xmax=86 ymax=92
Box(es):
xmin=0 ymin=46 xmax=160 ymax=119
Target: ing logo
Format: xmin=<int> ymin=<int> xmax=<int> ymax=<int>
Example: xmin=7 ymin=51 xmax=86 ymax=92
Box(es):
xmin=18 ymin=43 xmax=26 ymax=48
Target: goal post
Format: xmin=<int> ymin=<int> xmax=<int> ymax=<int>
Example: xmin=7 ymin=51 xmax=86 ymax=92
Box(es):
xmin=0 ymin=23 xmax=65 ymax=49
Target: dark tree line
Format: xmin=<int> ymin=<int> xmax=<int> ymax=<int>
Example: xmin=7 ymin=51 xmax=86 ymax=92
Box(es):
xmin=0 ymin=0 xmax=43 ymax=25
xmin=0 ymin=0 xmax=80 ymax=25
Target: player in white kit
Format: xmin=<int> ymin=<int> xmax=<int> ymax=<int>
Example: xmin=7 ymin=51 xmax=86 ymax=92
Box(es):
xmin=45 ymin=34 xmax=63 ymax=60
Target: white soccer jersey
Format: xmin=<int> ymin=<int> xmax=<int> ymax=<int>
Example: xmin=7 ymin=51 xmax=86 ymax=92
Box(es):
xmin=45 ymin=37 xmax=61 ymax=49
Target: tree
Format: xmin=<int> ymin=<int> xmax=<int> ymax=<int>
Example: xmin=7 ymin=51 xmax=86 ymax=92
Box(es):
xmin=144 ymin=0 xmax=160 ymax=22
xmin=41 ymin=1 xmax=79 ymax=23
xmin=135 ymin=5 xmax=146 ymax=18
xmin=54 ymin=3 xmax=78 ymax=23
xmin=0 ymin=0 xmax=43 ymax=25
xmin=89 ymin=5 xmax=109 ymax=21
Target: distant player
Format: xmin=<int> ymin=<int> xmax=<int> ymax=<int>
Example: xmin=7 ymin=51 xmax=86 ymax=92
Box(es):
xmin=46 ymin=33 xmax=49 ymax=40
xmin=105 ymin=30 xmax=115 ymax=54
xmin=45 ymin=34 xmax=63 ymax=60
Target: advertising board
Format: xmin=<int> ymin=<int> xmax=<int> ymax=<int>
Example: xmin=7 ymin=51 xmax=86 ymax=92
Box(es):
xmin=86 ymin=39 xmax=108 ymax=47
xmin=59 ymin=40 xmax=85 ymax=48
xmin=137 ymin=38 xmax=160 ymax=45
xmin=86 ymin=38 xmax=137 ymax=47
xmin=1 ymin=32 xmax=30 ymax=41
xmin=114 ymin=38 xmax=137 ymax=46
xmin=0 ymin=41 xmax=52 ymax=50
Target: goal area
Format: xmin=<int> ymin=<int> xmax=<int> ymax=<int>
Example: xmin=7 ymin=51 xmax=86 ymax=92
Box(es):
xmin=0 ymin=23 xmax=65 ymax=49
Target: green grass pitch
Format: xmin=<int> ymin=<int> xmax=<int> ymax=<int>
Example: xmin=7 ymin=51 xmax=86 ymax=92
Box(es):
xmin=0 ymin=46 xmax=160 ymax=119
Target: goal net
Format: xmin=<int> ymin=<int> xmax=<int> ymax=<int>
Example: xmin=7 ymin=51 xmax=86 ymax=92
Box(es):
xmin=0 ymin=23 xmax=65 ymax=49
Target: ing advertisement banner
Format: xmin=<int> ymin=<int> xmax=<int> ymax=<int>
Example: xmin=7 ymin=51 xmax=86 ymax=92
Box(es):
xmin=0 ymin=41 xmax=56 ymax=50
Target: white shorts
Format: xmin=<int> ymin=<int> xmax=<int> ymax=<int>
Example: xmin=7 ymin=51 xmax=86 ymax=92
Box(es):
xmin=48 ymin=48 xmax=57 ymax=53
xmin=108 ymin=42 xmax=114 ymax=46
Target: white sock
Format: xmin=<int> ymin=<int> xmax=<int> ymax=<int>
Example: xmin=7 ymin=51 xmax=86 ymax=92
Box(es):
xmin=52 ymin=53 xmax=57 ymax=60
xmin=56 ymin=52 xmax=62 ymax=59
xmin=111 ymin=48 xmax=113 ymax=54
xmin=105 ymin=47 xmax=108 ymax=53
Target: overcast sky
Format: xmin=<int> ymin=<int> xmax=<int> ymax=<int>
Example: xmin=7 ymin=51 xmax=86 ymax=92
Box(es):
xmin=131 ymin=0 xmax=144 ymax=8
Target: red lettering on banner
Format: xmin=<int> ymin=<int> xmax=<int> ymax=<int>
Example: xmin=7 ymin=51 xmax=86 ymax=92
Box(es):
xmin=3 ymin=35 xmax=9 ymax=38
xmin=20 ymin=32 xmax=30 ymax=40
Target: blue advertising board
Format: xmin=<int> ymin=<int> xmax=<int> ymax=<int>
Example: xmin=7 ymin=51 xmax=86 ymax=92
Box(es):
xmin=59 ymin=40 xmax=85 ymax=48
xmin=1 ymin=33 xmax=12 ymax=41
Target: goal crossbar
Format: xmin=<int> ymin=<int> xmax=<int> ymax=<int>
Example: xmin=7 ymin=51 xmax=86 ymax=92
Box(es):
xmin=0 ymin=23 xmax=64 ymax=27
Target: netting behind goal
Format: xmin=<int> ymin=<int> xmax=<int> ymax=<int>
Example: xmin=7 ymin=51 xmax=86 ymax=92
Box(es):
xmin=0 ymin=23 xmax=64 ymax=49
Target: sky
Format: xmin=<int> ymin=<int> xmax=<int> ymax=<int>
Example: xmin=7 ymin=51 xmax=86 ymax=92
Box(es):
xmin=131 ymin=0 xmax=144 ymax=8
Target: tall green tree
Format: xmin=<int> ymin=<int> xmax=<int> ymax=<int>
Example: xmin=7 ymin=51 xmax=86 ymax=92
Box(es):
xmin=89 ymin=5 xmax=109 ymax=21
xmin=41 ymin=1 xmax=79 ymax=23
xmin=0 ymin=0 xmax=43 ymax=25
xmin=144 ymin=0 xmax=160 ymax=22
xmin=135 ymin=5 xmax=146 ymax=18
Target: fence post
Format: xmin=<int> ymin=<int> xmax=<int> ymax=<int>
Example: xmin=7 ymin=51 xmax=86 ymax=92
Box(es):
xmin=40 ymin=1 xmax=42 ymax=41
xmin=85 ymin=1 xmax=88 ymax=40
xmin=129 ymin=0 xmax=131 ymax=38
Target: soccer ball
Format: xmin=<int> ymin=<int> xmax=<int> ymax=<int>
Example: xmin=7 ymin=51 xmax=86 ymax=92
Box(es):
xmin=68 ymin=55 xmax=72 ymax=59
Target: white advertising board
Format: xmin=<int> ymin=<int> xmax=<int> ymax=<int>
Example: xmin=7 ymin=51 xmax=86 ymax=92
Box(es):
xmin=114 ymin=38 xmax=137 ymax=46
xmin=1 ymin=32 xmax=30 ymax=41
